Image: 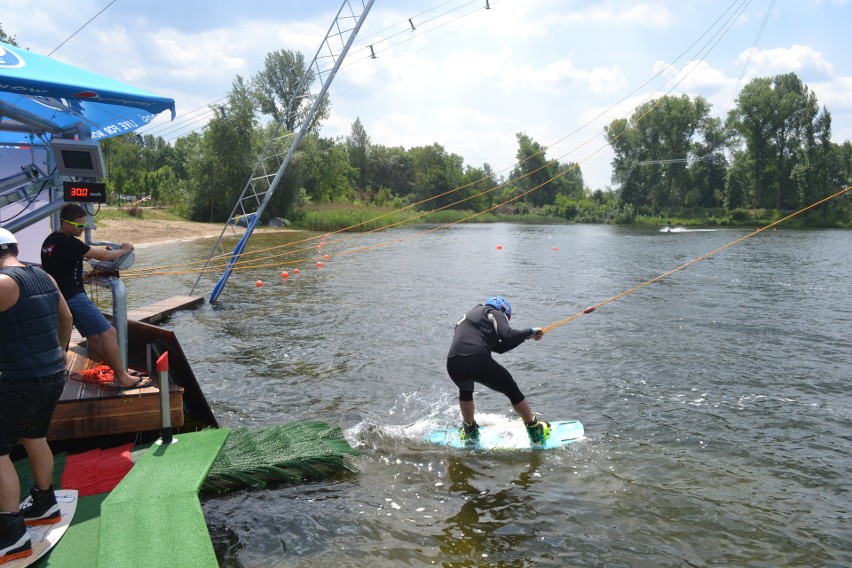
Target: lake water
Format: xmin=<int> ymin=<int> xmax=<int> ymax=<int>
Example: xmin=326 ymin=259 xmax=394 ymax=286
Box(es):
xmin=125 ymin=223 xmax=851 ymax=567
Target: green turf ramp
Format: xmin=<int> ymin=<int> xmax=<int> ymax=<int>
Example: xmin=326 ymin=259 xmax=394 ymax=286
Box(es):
xmin=97 ymin=429 xmax=229 ymax=568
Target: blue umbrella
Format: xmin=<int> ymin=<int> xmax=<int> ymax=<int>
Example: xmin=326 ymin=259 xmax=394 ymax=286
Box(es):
xmin=0 ymin=40 xmax=175 ymax=145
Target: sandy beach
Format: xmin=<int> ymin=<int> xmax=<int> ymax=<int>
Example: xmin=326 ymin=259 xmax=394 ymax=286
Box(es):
xmin=90 ymin=217 xmax=289 ymax=247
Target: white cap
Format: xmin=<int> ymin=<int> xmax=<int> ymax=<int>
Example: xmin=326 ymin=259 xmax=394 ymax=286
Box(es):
xmin=0 ymin=227 xmax=17 ymax=246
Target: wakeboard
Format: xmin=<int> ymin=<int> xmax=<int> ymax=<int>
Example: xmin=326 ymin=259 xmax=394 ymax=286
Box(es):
xmin=6 ymin=489 xmax=78 ymax=568
xmin=425 ymin=420 xmax=584 ymax=450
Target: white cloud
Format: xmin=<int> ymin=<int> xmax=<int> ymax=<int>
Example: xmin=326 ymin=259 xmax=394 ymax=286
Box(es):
xmin=3 ymin=0 xmax=851 ymax=191
xmin=737 ymin=45 xmax=834 ymax=76
xmin=585 ymin=65 xmax=629 ymax=95
xmin=811 ymin=75 xmax=852 ymax=111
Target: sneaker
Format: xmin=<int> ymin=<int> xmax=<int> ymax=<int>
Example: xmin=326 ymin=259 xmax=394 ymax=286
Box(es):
xmin=0 ymin=513 xmax=32 ymax=564
xmin=526 ymin=417 xmax=551 ymax=445
xmin=459 ymin=421 xmax=480 ymax=444
xmin=21 ymin=486 xmax=61 ymax=526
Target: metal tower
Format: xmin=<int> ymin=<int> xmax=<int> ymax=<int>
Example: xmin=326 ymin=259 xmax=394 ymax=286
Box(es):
xmin=191 ymin=0 xmax=375 ymax=302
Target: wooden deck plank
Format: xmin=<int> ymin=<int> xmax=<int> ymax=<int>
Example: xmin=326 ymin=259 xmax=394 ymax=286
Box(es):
xmin=49 ymin=393 xmax=184 ymax=440
xmin=126 ymin=295 xmax=203 ymax=324
xmin=49 ymin=296 xmax=206 ymax=441
xmin=50 ymin=358 xmax=185 ymax=441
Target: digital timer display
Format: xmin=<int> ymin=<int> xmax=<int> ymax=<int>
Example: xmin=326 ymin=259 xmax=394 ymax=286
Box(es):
xmin=62 ymin=181 xmax=107 ymax=203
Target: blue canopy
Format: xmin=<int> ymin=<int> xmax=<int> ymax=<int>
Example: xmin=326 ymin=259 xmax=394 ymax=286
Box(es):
xmin=0 ymin=40 xmax=175 ymax=145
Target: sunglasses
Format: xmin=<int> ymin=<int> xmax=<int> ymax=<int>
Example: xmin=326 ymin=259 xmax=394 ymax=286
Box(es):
xmin=62 ymin=218 xmax=87 ymax=229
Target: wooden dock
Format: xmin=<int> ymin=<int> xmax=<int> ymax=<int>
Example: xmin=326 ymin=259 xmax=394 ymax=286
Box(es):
xmin=48 ymin=295 xmax=215 ymax=443
xmin=126 ymin=295 xmax=204 ymax=325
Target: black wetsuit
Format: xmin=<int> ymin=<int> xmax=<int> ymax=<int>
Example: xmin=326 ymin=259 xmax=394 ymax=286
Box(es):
xmin=446 ymin=304 xmax=534 ymax=405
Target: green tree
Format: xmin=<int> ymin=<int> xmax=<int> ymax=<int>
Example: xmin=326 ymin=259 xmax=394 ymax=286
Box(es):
xmin=688 ymin=115 xmax=728 ymax=207
xmin=792 ymin=106 xmax=831 ymax=210
xmin=458 ymin=163 xmax=497 ymax=212
xmin=0 ymin=23 xmax=18 ymax=45
xmin=727 ymin=72 xmax=821 ymax=209
xmin=608 ymin=95 xmax=721 ymax=211
xmin=259 ymin=122 xmax=303 ymax=218
xmin=408 ymin=144 xmax=465 ymax=209
xmin=168 ymin=133 xmax=199 ymax=181
xmin=726 ymin=78 xmax=774 ymax=208
xmin=101 ymin=134 xmax=144 ymax=202
xmin=346 ymin=117 xmax=371 ymax=191
xmin=554 ymin=161 xmax=585 ymax=200
xmin=189 ymin=76 xmax=258 ymax=221
xmin=294 ymin=134 xmax=355 ymax=203
xmin=370 ymin=145 xmax=413 ymax=198
xmin=606 ymin=117 xmax=644 ymax=206
xmin=251 ymin=50 xmax=329 ymax=132
xmin=511 ymin=133 xmax=562 ymax=207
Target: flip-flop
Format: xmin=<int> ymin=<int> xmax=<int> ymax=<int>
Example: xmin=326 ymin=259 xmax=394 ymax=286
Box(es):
xmin=111 ymin=375 xmax=153 ymax=390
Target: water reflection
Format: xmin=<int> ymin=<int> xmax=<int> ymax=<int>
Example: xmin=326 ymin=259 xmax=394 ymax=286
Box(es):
xmin=438 ymin=452 xmax=545 ymax=567
xmin=154 ymin=225 xmax=851 ymax=567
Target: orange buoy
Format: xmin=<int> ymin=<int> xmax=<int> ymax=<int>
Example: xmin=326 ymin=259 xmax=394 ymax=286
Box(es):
xmin=294 ymin=268 xmax=300 ymax=274
xmin=256 ymin=280 xmax=264 ymax=287
xmin=323 ymin=254 xmax=329 ymax=260
xmin=281 ymin=271 xmax=289 ymax=279
xmin=316 ymin=261 xmax=324 ymax=268
xmin=552 ymin=246 xmax=558 ymax=251
xmin=497 ymin=245 xmax=503 ymax=250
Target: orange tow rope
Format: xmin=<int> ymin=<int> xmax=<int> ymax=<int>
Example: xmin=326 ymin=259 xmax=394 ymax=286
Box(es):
xmin=70 ymin=365 xmax=117 ymax=389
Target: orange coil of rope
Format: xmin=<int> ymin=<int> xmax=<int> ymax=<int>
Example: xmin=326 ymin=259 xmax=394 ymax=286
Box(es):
xmin=69 ymin=365 xmax=116 ymax=388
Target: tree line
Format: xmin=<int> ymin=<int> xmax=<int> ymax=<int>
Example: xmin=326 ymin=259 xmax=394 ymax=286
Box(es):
xmin=99 ymin=48 xmax=593 ymax=225
xmin=19 ymin=38 xmax=844 ymax=228
xmin=607 ymin=73 xmax=851 ymax=225
xmin=2 ymin=23 xmax=849 ymax=226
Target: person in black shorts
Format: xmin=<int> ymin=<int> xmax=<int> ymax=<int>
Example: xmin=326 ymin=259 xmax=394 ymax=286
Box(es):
xmin=0 ymin=227 xmax=73 ymax=563
xmin=446 ymin=296 xmax=550 ymax=444
xmin=40 ymin=203 xmax=150 ymax=390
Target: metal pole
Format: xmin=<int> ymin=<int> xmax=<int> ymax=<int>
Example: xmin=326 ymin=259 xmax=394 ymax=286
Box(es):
xmin=156 ymin=351 xmax=174 ymax=445
xmin=108 ymin=277 xmax=128 ymax=371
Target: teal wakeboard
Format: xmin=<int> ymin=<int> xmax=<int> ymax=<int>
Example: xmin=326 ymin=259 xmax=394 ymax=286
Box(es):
xmin=425 ymin=420 xmax=584 ymax=450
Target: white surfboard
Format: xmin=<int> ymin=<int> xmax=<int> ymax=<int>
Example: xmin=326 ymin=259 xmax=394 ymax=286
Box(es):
xmin=6 ymin=489 xmax=78 ymax=568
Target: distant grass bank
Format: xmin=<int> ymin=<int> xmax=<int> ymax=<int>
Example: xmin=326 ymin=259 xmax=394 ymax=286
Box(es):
xmin=288 ymin=204 xmax=563 ymax=232
xmin=93 ymin=206 xmax=187 ymax=223
xmin=634 ymin=207 xmax=851 ymax=229
xmin=291 ymin=204 xmax=850 ymax=232
xmin=98 ymin=203 xmax=849 ymax=232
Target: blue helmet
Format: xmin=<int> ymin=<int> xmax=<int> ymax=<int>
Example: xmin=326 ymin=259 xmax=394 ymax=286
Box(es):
xmin=485 ymin=296 xmax=512 ymax=319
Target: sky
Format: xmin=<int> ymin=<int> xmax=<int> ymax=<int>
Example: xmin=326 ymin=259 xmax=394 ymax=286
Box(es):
xmin=3 ymin=0 xmax=851 ymax=191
